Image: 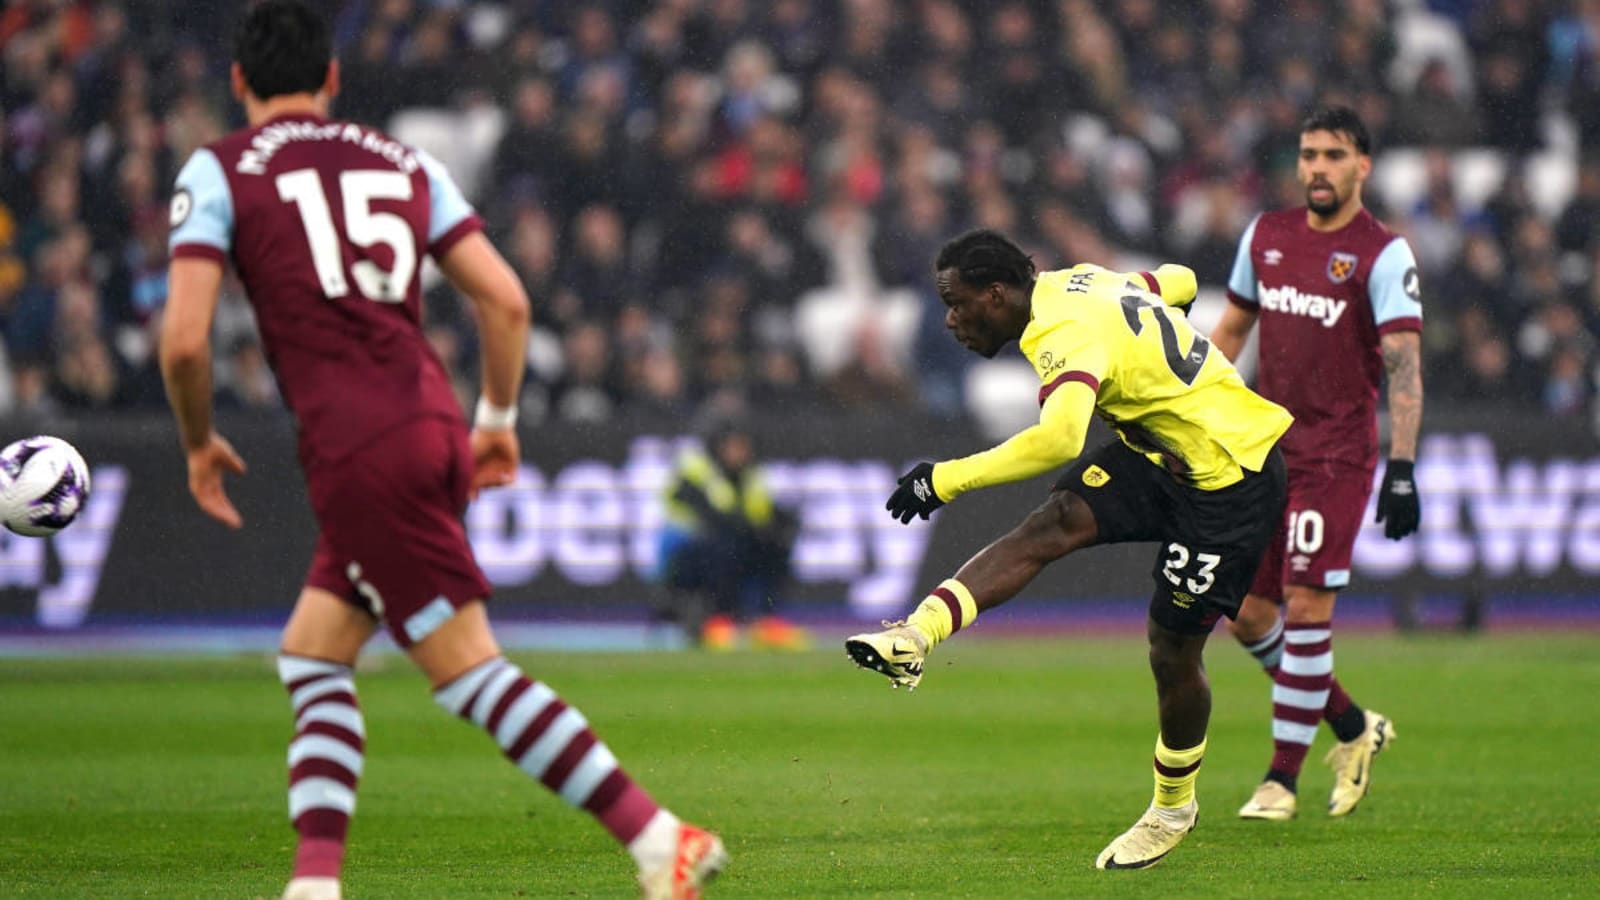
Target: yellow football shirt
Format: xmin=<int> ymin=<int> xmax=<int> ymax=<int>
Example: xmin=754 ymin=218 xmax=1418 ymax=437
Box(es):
xmin=935 ymin=264 xmax=1292 ymax=497
xmin=1024 ymin=263 xmax=1292 ymax=489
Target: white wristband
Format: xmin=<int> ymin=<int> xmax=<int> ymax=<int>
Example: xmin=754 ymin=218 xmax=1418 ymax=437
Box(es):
xmin=474 ymin=397 xmax=518 ymax=431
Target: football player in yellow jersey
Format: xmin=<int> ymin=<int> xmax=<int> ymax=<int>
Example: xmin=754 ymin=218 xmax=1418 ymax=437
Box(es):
xmin=846 ymin=229 xmax=1291 ymax=871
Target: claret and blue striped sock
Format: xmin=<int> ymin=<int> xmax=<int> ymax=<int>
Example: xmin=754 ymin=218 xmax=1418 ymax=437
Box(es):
xmin=1267 ymin=621 xmax=1335 ymax=789
xmin=1247 ymin=613 xmax=1367 ymax=746
xmin=278 ymin=656 xmax=365 ymax=881
xmin=432 ymin=657 xmax=675 ymax=867
xmin=1243 ymin=616 xmax=1286 ymax=670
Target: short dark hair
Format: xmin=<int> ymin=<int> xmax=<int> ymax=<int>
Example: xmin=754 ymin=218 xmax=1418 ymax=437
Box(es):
xmin=1301 ymin=105 xmax=1371 ymax=156
xmin=235 ymin=0 xmax=332 ymax=100
xmin=935 ymin=229 xmax=1037 ymax=289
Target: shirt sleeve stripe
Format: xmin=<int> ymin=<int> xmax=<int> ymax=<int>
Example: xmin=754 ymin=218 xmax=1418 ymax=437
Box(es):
xmin=171 ymin=243 xmax=228 ymax=264
xmin=1377 ymin=316 xmax=1422 ymax=336
xmin=429 ymin=213 xmax=484 ymax=258
xmin=1038 ymin=370 xmax=1099 ymax=407
xmin=1137 ymin=271 xmax=1161 ymax=295
xmin=1225 ymin=289 xmax=1259 ymax=310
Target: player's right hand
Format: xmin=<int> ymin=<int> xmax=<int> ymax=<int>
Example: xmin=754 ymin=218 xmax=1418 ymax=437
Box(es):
xmin=469 ymin=427 xmax=519 ymax=498
xmin=186 ymin=431 xmax=247 ymax=529
xmin=886 ymin=461 xmax=945 ymax=524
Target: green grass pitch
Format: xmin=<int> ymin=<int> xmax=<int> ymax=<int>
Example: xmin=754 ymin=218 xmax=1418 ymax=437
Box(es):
xmin=1 ymin=632 xmax=1596 ymax=898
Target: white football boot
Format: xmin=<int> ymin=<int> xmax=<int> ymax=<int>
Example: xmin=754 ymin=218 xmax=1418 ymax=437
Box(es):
xmin=1095 ymin=802 xmax=1198 ymax=870
xmin=844 ymin=621 xmax=929 ymax=690
xmin=1325 ymin=710 xmax=1396 ymax=816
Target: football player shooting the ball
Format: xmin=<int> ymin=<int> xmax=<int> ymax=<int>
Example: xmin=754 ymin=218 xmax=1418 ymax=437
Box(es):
xmin=847 ymin=228 xmax=1291 ymax=870
xmin=158 ymin=3 xmax=724 ymax=898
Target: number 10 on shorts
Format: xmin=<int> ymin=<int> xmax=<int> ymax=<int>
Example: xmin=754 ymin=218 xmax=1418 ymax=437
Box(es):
xmin=1161 ymin=543 xmax=1222 ymax=594
xmin=1289 ymin=509 xmax=1325 ymax=553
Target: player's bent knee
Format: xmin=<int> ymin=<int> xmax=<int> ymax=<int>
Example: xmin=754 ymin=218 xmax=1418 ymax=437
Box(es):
xmin=1283 ymin=586 xmax=1337 ymax=624
xmin=1011 ymin=491 xmax=1095 ymax=559
xmin=1146 ymin=619 xmax=1207 ymax=678
xmin=1147 ymin=642 xmax=1196 ymax=684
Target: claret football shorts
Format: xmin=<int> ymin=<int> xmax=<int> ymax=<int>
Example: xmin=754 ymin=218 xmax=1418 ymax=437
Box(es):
xmin=1054 ymin=440 xmax=1287 ymax=634
xmin=1247 ymin=459 xmax=1376 ymax=602
xmin=303 ymin=416 xmax=493 ymax=648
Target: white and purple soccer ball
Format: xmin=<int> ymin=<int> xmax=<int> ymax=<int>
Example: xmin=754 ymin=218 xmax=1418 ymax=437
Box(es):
xmin=0 ymin=435 xmax=92 ymax=537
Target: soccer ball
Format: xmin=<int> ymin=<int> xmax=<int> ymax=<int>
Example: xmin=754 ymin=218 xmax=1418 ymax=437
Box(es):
xmin=0 ymin=435 xmax=92 ymax=537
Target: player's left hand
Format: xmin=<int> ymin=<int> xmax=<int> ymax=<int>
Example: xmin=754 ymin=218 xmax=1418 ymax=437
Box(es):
xmin=469 ymin=427 xmax=520 ymax=498
xmin=1375 ymin=458 xmax=1420 ymax=539
xmin=886 ymin=461 xmax=945 ymax=524
xmin=186 ymin=431 xmax=247 ymax=529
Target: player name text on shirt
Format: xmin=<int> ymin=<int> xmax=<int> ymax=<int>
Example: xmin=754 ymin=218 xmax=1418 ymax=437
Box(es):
xmin=236 ymin=120 xmax=419 ymax=176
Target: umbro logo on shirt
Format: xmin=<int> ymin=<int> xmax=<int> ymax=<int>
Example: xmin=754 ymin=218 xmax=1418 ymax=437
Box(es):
xmin=1263 ymin=249 xmax=1283 ymax=266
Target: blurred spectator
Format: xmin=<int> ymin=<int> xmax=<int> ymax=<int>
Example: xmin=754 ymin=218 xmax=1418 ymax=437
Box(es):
xmin=1468 ymin=0 xmax=1547 ymax=153
xmin=794 ymin=194 xmax=919 ymax=407
xmin=1557 ymin=0 xmax=1600 ymax=146
xmin=51 ymin=281 xmax=127 ymax=409
xmin=336 ymin=23 xmax=404 ymax=126
xmin=548 ymin=320 xmax=618 ymax=423
xmin=560 ymin=203 xmax=636 ymax=323
xmin=1556 ymin=157 xmax=1600 ymax=256
xmin=715 ymin=39 xmax=798 ymax=140
xmin=1443 ymin=306 xmax=1525 ymax=403
xmin=1405 ymin=153 xmax=1472 ymax=280
xmin=490 ymin=77 xmax=561 ymax=209
xmin=1394 ymin=58 xmax=1481 ymax=146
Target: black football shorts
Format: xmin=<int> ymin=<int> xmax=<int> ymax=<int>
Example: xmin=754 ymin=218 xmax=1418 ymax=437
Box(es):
xmin=1054 ymin=440 xmax=1287 ymax=634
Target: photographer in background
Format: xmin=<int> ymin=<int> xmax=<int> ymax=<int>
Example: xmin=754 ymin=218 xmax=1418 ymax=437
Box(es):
xmin=656 ymin=414 xmax=806 ymax=650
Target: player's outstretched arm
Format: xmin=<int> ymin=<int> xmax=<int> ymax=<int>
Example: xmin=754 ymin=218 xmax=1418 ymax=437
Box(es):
xmin=1208 ymin=301 xmax=1259 ymax=363
xmin=438 ymin=231 xmax=531 ymax=495
xmin=161 ymin=256 xmax=247 ymax=528
xmin=915 ymin=382 xmax=1094 ymax=509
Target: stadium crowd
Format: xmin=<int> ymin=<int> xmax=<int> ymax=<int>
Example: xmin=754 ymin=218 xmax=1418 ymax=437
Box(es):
xmin=2 ymin=0 xmax=1599 ymax=425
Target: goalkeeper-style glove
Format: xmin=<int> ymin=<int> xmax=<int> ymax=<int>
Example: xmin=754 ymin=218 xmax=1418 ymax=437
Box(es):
xmin=886 ymin=462 xmax=944 ymax=524
xmin=1375 ymin=459 xmax=1420 ymax=540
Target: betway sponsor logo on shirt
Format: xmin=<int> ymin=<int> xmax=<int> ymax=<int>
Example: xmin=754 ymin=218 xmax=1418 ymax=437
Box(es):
xmin=1257 ymin=282 xmax=1348 ymax=327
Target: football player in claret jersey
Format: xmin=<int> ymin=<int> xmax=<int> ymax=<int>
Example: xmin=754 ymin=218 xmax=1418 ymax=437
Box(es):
xmin=846 ymin=229 xmax=1292 ymax=870
xmin=158 ymin=4 xmax=725 ymax=899
xmin=1209 ymin=106 xmax=1418 ymax=823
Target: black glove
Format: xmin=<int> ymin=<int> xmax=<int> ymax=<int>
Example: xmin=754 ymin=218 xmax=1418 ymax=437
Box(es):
xmin=1375 ymin=459 xmax=1420 ymax=540
xmin=886 ymin=462 xmax=944 ymax=524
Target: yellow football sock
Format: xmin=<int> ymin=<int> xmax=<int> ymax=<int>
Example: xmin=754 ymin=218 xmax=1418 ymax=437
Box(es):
xmin=1152 ymin=735 xmax=1206 ymax=809
xmin=905 ymin=579 xmax=979 ymax=649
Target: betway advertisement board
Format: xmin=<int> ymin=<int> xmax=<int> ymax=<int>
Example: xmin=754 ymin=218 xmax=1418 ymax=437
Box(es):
xmin=1 ymin=412 xmax=1596 ymax=629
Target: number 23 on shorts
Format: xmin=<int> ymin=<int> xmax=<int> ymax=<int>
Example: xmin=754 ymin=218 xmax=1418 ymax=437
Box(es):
xmin=1161 ymin=542 xmax=1221 ymax=594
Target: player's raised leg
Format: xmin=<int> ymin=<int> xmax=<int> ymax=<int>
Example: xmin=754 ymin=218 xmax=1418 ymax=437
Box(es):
xmin=847 ymin=490 xmax=1097 ymax=689
xmin=277 ymin=588 xmax=380 ymax=900
xmin=416 ymin=602 xmax=727 ymax=899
